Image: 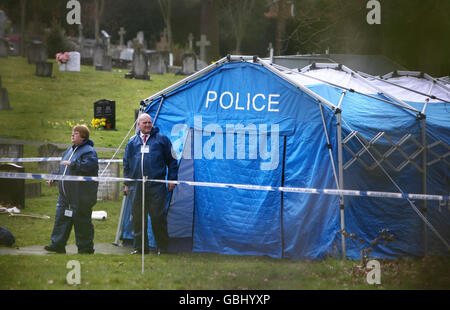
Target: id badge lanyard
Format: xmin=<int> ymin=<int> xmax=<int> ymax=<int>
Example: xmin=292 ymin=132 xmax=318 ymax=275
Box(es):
xmin=62 ymin=145 xmax=78 ymax=216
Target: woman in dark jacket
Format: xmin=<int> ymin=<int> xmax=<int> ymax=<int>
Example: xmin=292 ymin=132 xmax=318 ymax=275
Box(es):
xmin=44 ymin=125 xmax=99 ymax=254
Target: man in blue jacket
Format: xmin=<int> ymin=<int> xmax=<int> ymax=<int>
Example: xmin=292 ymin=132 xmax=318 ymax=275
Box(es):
xmin=44 ymin=125 xmax=99 ymax=254
xmin=123 ymin=113 xmax=178 ymax=255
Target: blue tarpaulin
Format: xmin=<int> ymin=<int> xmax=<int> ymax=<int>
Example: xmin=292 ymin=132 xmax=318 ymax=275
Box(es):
xmin=120 ymin=59 xmax=449 ymax=260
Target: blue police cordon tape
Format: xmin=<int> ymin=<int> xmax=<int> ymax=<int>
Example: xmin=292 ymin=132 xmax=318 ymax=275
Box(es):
xmin=0 ymin=171 xmax=448 ymax=202
xmin=0 ymin=157 xmax=122 ymax=163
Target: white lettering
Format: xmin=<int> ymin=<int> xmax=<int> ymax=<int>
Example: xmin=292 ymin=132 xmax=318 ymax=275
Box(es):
xmin=366 ymin=0 xmax=381 ymax=25
xmin=66 ymin=260 xmax=81 ymax=285
xmin=66 ymin=0 xmax=81 ymax=25
xmin=252 ymin=94 xmax=266 ymax=111
xmin=366 ymin=259 xmax=381 ymax=284
xmin=268 ymin=94 xmax=280 ymax=112
xmin=204 ymin=91 xmax=281 ymax=112
xmin=205 ymin=90 xmax=217 ymax=108
xmin=219 ymin=91 xmax=233 ymax=109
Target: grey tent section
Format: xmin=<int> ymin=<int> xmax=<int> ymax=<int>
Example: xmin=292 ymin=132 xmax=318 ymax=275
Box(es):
xmin=265 ymin=54 xmax=407 ymax=76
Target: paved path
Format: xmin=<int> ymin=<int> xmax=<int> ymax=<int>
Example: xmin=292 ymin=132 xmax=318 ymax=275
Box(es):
xmin=0 ymin=138 xmax=124 ymax=153
xmin=0 ymin=243 xmax=132 ymax=255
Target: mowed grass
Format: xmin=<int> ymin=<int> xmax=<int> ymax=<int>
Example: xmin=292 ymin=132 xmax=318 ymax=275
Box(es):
xmin=1 ymin=56 xmax=450 ymax=290
xmin=0 ymin=56 xmax=184 ymax=148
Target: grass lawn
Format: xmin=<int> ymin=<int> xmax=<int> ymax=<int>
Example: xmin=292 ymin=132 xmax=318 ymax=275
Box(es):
xmin=0 ymin=56 xmax=449 ymax=291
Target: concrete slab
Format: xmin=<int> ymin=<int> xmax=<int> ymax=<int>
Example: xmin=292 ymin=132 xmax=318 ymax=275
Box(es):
xmin=0 ymin=243 xmax=132 ymax=255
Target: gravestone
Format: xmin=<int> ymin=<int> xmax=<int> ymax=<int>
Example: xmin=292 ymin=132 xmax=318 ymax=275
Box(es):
xmin=27 ymin=41 xmax=47 ymax=64
xmin=97 ymin=161 xmax=120 ymax=201
xmin=0 ymin=38 xmax=8 ymax=58
xmin=25 ymin=182 xmax=41 ymax=199
xmin=36 ymin=61 xmax=53 ymax=78
xmin=196 ymin=34 xmax=210 ymax=66
xmin=80 ymin=38 xmax=96 ymax=65
xmin=181 ymin=53 xmax=197 ymax=75
xmin=93 ymin=44 xmax=105 ymax=67
xmin=118 ymin=27 xmax=126 ymax=48
xmin=94 ymin=99 xmax=116 ymax=130
xmin=127 ymin=51 xmax=149 ymax=80
xmin=59 ymin=51 xmax=80 ymax=72
xmin=0 ymin=10 xmax=7 ymax=38
xmin=0 ymin=144 xmax=23 ymax=158
xmin=37 ymin=143 xmax=65 ymax=173
xmin=148 ymin=51 xmax=169 ymax=74
xmin=0 ymin=76 xmax=10 ymax=110
xmin=0 ymin=163 xmax=25 ymax=209
xmin=101 ymin=55 xmax=112 ymax=71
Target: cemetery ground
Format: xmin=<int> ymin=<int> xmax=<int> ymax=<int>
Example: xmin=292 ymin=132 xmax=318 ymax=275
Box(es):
xmin=0 ymin=56 xmax=449 ymax=290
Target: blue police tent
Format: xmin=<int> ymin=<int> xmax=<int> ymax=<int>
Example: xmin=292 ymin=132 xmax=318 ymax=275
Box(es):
xmin=118 ymin=56 xmax=449 ymax=260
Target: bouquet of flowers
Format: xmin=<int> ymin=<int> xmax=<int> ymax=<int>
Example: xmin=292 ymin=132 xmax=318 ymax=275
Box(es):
xmin=56 ymin=52 xmax=70 ymax=65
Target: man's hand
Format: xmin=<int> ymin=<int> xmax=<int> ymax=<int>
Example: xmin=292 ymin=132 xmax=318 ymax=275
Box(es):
xmin=168 ymin=183 xmax=176 ymax=192
xmin=46 ymin=180 xmax=55 ymax=186
xmin=61 ymin=160 xmax=71 ymax=166
xmin=124 ymin=185 xmax=130 ymax=195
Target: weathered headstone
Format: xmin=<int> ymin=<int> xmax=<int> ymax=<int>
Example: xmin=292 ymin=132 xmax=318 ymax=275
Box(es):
xmin=129 ymin=51 xmax=150 ymax=80
xmin=0 ymin=76 xmax=10 ymax=110
xmin=80 ymin=38 xmax=96 ymax=65
xmin=36 ymin=61 xmax=53 ymax=78
xmin=97 ymin=161 xmax=120 ymax=201
xmin=59 ymin=51 xmax=81 ymax=72
xmin=37 ymin=143 xmax=65 ymax=173
xmin=25 ymin=182 xmax=41 ymax=199
xmin=94 ymin=99 xmax=116 ymax=130
xmin=181 ymin=53 xmax=197 ymax=75
xmin=0 ymin=163 xmax=25 ymax=209
xmin=93 ymin=44 xmax=105 ymax=67
xmin=148 ymin=51 xmax=169 ymax=75
xmin=101 ymin=55 xmax=112 ymax=71
xmin=27 ymin=41 xmax=47 ymax=64
xmin=136 ymin=31 xmax=146 ymax=49
xmin=0 ymin=38 xmax=8 ymax=58
xmin=0 ymin=10 xmax=7 ymax=38
xmin=0 ymin=144 xmax=23 ymax=158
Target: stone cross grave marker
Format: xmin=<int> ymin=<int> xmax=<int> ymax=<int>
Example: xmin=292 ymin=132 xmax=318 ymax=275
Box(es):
xmin=118 ymin=27 xmax=126 ymax=47
xmin=196 ymin=34 xmax=210 ymax=65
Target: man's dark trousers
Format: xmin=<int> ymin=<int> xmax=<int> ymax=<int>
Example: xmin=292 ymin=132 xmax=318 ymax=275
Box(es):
xmin=130 ymin=182 xmax=169 ymax=252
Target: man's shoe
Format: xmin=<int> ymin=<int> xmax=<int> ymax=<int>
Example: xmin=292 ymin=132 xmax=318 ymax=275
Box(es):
xmin=44 ymin=245 xmax=66 ymax=254
xmin=130 ymin=249 xmax=150 ymax=255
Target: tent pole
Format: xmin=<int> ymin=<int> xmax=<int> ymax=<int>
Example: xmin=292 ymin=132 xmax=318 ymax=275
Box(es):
xmin=142 ymin=176 xmax=146 ymax=274
xmin=336 ymin=110 xmax=346 ymax=260
xmin=421 ymin=117 xmax=428 ymax=255
xmin=280 ymin=136 xmax=287 ymax=259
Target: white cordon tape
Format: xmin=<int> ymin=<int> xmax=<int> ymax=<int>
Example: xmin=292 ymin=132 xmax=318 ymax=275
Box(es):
xmin=0 ymin=157 xmax=122 ymax=163
xmin=1 ymin=172 xmax=447 ymax=201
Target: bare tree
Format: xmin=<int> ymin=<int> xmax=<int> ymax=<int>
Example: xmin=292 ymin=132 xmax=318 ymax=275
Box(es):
xmin=218 ymin=0 xmax=255 ymax=54
xmin=94 ymin=0 xmax=105 ymax=44
xmin=158 ymin=0 xmax=172 ymax=51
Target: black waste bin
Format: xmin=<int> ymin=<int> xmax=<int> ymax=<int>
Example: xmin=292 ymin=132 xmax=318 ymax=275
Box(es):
xmin=0 ymin=163 xmax=25 ymax=209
